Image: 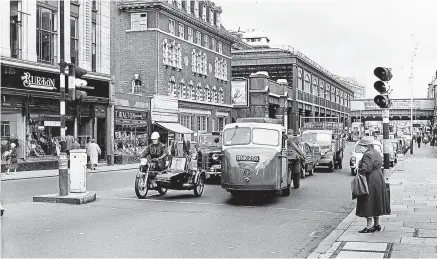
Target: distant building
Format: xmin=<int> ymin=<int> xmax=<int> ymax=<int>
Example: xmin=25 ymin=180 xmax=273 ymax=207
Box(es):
xmin=228 ymin=29 xmax=252 ymax=51
xmin=336 ymin=76 xmax=366 ymax=99
xmin=239 ymin=29 xmax=270 ymax=49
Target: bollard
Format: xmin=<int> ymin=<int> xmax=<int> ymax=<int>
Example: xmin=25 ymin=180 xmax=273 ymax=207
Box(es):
xmin=59 ymin=152 xmax=69 ymax=196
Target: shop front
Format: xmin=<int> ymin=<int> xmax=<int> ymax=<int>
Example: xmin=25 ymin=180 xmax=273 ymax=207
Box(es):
xmin=1 ymin=65 xmax=110 ymax=171
xmin=114 ymin=108 xmax=149 ymax=164
xmin=151 ymin=96 xmax=193 ymax=156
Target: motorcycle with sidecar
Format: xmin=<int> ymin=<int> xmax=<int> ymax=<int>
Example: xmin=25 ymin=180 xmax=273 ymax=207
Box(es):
xmin=135 ymin=154 xmax=206 ymax=199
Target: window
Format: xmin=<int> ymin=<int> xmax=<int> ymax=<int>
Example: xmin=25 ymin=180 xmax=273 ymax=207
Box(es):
xmin=211 ymin=38 xmax=216 ymax=51
xmin=92 ymin=22 xmax=97 ymax=72
xmin=188 ymin=27 xmax=193 ymax=42
xmin=178 ymin=23 xmax=184 ymax=39
xmin=218 ymin=87 xmax=224 ymax=104
xmin=36 ymin=6 xmax=57 ymax=64
xmin=203 ymin=53 xmax=207 ymax=75
xmin=197 ymin=116 xmax=207 ymax=132
xmin=169 ymin=19 xmax=175 ymax=34
xmin=180 ymin=115 xmax=192 ymax=129
xmin=194 ymin=0 xmax=199 ymax=18
xmin=191 ymin=49 xmax=196 ymax=72
xmin=197 ymin=82 xmax=203 ymax=100
xmin=163 ymin=39 xmax=169 ymax=65
xmin=202 ymin=5 xmax=207 ymax=21
xmin=209 ymin=9 xmax=214 ymax=25
xmin=180 ymin=80 xmax=185 ymax=98
xmin=253 ymin=128 xmax=279 ymax=146
xmin=10 ymin=1 xmax=23 ymax=59
xmin=169 ymin=77 xmax=176 ymax=97
xmin=204 ymin=34 xmax=209 ymax=48
xmin=218 ymin=41 xmax=222 ymax=54
xmin=205 ymin=85 xmax=210 ymax=102
xmin=218 ymin=117 xmax=225 ymax=131
xmin=92 ymin=0 xmax=97 ymax=10
xmin=196 ymin=31 xmax=201 ymax=45
xmin=70 ymin=17 xmax=79 ymax=65
xmin=196 ymin=51 xmax=202 ymax=74
xmin=131 ymin=13 xmax=147 ymax=31
xmin=223 ymin=127 xmax=250 ymax=146
xmin=132 ymin=79 xmax=142 ymax=95
xmin=212 ymin=86 xmax=217 ymax=103
xmin=1 ymin=122 xmax=11 ymax=138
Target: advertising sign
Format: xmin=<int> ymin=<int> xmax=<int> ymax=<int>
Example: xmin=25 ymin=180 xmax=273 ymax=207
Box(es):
xmin=231 ymin=79 xmax=248 ymax=107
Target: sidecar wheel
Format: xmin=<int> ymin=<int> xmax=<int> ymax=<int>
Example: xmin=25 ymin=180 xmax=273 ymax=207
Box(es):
xmin=157 ymin=186 xmax=168 ymax=195
xmin=194 ymin=176 xmax=205 ymax=197
xmin=135 ymin=176 xmax=149 ymax=199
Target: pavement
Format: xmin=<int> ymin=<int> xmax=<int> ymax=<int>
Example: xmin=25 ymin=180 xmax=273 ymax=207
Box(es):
xmin=0 ymin=162 xmax=138 ymax=181
xmin=308 ymin=144 xmax=437 ymax=258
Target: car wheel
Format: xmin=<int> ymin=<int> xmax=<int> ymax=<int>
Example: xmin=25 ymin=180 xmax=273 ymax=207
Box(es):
xmin=281 ymin=183 xmax=291 ymax=197
xmin=328 ymin=162 xmax=334 ymax=172
xmin=309 ymin=167 xmax=314 ymax=176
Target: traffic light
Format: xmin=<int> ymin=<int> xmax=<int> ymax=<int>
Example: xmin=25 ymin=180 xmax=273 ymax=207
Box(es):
xmin=373 ymin=67 xmax=392 ymax=108
xmin=68 ymin=65 xmax=88 ymax=101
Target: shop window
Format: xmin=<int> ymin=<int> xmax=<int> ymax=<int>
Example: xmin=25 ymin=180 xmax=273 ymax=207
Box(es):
xmin=114 ymin=126 xmax=148 ymax=160
xmin=70 ymin=17 xmax=79 ymax=65
xmin=36 ymin=5 xmax=58 ymax=64
xmin=10 ymin=0 xmax=23 ymax=59
xmin=1 ymin=122 xmax=11 ymax=137
xmin=131 ymin=13 xmax=147 ymax=31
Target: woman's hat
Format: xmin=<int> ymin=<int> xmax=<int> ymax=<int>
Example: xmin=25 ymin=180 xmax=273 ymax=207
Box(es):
xmin=358 ymin=138 xmax=373 ymax=146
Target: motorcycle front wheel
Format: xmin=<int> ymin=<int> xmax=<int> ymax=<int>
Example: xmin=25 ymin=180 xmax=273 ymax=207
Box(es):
xmin=135 ymin=174 xmax=149 ymax=199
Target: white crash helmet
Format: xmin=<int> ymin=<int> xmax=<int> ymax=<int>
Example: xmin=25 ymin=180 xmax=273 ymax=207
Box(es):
xmin=151 ymin=132 xmax=160 ymax=140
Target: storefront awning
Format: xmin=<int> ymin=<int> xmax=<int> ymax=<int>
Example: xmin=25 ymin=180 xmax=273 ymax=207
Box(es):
xmin=156 ymin=122 xmax=194 ymax=134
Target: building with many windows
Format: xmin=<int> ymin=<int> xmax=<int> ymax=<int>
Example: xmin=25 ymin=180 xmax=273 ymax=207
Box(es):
xmin=111 ymin=0 xmax=235 ymax=153
xmin=336 ymin=76 xmax=366 ymax=99
xmin=231 ymin=46 xmax=353 ymax=132
xmin=1 ymin=0 xmax=111 ymax=170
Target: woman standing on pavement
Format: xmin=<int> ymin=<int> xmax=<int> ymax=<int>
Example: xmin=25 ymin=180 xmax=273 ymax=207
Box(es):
xmin=355 ymin=138 xmax=391 ymax=233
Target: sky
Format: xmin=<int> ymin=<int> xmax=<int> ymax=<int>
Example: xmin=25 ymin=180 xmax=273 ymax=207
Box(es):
xmin=216 ymin=0 xmax=437 ymax=99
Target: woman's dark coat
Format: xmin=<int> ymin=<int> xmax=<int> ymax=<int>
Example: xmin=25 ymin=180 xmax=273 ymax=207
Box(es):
xmin=356 ymin=146 xmax=391 ymax=217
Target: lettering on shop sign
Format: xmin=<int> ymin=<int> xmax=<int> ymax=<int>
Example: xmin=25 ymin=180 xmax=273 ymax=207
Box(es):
xmin=21 ymin=72 xmax=56 ymax=90
xmin=115 ymin=110 xmax=148 ymax=120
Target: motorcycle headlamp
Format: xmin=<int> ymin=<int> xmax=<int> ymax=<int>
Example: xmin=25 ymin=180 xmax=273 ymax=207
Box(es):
xmin=140 ymin=158 xmax=148 ymax=165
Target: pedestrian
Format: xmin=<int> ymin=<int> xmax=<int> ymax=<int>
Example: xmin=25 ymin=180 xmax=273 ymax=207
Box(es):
xmin=417 ymin=133 xmax=422 ymax=148
xmin=5 ymin=143 xmax=18 ymax=175
xmin=87 ymin=139 xmax=101 ymax=170
xmin=86 ymin=138 xmax=91 ymax=168
xmin=355 ymin=138 xmax=390 ymax=233
xmin=71 ymin=138 xmax=80 ymax=150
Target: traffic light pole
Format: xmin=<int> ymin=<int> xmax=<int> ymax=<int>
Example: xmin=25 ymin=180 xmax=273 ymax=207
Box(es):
xmin=382 ymin=109 xmax=390 ymax=181
xmin=59 ymin=0 xmax=68 ymax=196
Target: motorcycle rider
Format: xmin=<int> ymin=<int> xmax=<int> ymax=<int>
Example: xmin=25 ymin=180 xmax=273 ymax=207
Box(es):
xmin=140 ymin=132 xmax=168 ymax=171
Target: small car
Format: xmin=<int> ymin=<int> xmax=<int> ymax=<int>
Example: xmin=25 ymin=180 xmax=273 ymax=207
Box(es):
xmin=350 ymin=139 xmax=383 ymax=175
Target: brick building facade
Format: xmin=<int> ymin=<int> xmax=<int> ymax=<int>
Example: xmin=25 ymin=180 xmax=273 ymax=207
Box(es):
xmin=111 ymin=0 xmax=235 ymax=151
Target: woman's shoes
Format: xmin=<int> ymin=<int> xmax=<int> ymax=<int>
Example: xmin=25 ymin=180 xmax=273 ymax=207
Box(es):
xmin=371 ymin=225 xmax=382 ymax=232
xmin=358 ymin=227 xmax=373 ymax=233
xmin=358 ymin=225 xmax=382 ymax=233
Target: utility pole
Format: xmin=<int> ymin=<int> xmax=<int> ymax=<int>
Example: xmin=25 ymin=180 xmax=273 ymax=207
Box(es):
xmin=410 ymin=42 xmax=418 ymax=154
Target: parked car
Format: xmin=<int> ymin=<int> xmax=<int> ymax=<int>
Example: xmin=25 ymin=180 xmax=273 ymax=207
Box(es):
xmin=350 ymin=139 xmax=383 ymax=175
xmin=197 ymin=132 xmax=222 ymax=181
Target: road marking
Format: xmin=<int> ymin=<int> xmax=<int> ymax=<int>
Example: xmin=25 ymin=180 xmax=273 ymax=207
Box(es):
xmin=100 ymin=196 xmax=345 ymax=215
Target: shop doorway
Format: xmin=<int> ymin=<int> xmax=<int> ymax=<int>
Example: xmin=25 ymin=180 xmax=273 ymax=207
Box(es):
xmin=97 ymin=118 xmax=106 ymax=161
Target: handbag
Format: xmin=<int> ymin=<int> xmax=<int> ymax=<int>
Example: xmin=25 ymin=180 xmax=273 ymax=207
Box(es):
xmin=351 ymin=172 xmax=369 ymax=198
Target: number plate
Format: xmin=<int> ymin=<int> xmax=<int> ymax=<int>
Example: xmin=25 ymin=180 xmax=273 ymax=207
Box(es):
xmin=236 ymin=155 xmax=260 ymax=162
